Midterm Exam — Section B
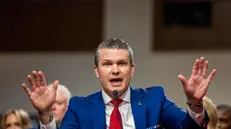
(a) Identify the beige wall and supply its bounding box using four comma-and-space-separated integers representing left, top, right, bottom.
0, 0, 230, 112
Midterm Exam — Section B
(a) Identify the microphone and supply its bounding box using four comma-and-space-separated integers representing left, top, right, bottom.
112, 90, 119, 109
112, 90, 123, 129
112, 90, 118, 107
112, 90, 118, 97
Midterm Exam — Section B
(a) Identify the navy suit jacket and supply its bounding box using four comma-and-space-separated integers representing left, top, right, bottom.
57, 86, 208, 129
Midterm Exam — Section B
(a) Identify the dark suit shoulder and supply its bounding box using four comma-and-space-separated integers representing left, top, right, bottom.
68, 96, 88, 109
132, 85, 164, 95
132, 86, 166, 106
86, 90, 102, 99
70, 90, 101, 99
68, 90, 101, 107
145, 85, 164, 91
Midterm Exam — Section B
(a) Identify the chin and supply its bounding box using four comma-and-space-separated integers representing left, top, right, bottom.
113, 86, 128, 93
111, 85, 123, 90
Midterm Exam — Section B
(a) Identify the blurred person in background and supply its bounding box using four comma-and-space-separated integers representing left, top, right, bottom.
1, 109, 31, 129
203, 96, 217, 129
49, 84, 71, 126
216, 104, 231, 129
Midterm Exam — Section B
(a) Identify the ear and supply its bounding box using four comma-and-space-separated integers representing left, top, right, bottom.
130, 64, 135, 76
94, 65, 99, 78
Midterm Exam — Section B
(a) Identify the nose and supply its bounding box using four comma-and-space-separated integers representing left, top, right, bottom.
112, 64, 119, 75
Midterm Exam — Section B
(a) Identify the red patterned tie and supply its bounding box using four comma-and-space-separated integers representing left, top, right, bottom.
109, 99, 123, 129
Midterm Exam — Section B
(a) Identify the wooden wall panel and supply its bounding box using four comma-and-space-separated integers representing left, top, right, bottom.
153, 0, 231, 51
0, 0, 104, 52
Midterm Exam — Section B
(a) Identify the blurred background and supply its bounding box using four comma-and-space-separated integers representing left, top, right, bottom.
0, 0, 230, 127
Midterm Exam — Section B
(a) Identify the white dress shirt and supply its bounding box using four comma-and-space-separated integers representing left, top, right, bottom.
40, 88, 205, 129
102, 87, 135, 129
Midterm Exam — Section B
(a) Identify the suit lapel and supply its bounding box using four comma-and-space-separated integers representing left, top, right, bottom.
89, 91, 106, 129
131, 87, 146, 129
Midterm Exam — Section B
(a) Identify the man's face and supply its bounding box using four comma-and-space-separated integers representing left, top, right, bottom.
217, 110, 231, 129
52, 91, 68, 125
5, 114, 22, 129
94, 48, 135, 97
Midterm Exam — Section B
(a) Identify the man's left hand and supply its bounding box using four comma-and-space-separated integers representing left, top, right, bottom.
178, 57, 216, 113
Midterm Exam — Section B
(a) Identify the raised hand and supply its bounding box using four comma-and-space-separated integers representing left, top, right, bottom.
22, 71, 59, 113
178, 57, 216, 112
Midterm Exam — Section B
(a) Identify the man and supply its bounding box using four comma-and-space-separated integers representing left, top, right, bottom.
216, 104, 231, 129
23, 38, 216, 129
49, 84, 71, 126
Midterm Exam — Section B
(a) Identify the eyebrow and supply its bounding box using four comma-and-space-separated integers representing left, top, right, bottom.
102, 59, 128, 62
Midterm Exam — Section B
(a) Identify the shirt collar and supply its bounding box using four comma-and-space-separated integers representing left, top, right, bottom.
102, 87, 131, 104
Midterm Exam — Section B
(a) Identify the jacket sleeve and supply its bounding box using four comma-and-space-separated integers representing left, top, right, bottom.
159, 87, 209, 129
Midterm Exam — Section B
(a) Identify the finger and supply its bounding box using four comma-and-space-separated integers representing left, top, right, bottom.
28, 75, 36, 91
32, 71, 41, 87
207, 69, 216, 84
202, 60, 208, 78
191, 59, 199, 76
38, 71, 47, 86
52, 80, 59, 92
22, 83, 32, 97
178, 74, 188, 89
198, 57, 204, 75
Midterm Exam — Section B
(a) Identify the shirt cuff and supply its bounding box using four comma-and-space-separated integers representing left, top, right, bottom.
39, 119, 56, 129
188, 107, 205, 126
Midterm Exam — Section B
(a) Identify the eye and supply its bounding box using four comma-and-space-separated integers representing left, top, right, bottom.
219, 118, 228, 123
103, 62, 111, 66
14, 122, 21, 127
118, 61, 127, 66
58, 102, 64, 105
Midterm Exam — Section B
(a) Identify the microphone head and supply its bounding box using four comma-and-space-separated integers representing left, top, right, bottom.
112, 90, 118, 97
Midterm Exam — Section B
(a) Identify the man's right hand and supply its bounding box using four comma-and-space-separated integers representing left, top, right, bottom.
22, 71, 59, 124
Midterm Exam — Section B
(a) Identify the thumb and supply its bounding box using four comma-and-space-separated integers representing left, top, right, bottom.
178, 74, 188, 89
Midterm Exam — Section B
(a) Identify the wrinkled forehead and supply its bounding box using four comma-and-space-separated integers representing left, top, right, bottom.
98, 48, 129, 61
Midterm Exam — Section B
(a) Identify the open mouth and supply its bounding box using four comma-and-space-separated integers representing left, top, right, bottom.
110, 78, 123, 86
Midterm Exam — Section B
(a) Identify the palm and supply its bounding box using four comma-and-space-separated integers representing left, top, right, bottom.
178, 57, 216, 103
30, 86, 56, 111
22, 71, 59, 112
186, 75, 208, 101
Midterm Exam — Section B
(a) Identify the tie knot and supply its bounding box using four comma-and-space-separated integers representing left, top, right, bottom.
110, 99, 123, 107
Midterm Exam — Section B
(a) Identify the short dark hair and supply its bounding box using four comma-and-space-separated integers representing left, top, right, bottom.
217, 104, 231, 119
